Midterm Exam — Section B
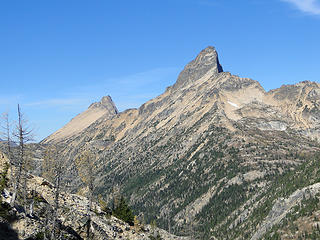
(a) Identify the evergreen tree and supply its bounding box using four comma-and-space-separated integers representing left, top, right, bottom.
112, 196, 134, 225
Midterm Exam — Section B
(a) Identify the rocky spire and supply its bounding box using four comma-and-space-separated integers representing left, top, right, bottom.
89, 95, 119, 114
172, 46, 223, 90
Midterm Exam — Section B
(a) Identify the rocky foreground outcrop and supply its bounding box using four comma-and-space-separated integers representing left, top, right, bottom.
1, 175, 188, 240
0, 152, 188, 240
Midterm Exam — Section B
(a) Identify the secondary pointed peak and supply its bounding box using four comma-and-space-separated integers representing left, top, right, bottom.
89, 95, 119, 114
100, 95, 113, 106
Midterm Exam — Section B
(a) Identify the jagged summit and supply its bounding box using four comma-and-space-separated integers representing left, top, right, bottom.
89, 95, 119, 114
173, 46, 223, 90
101, 95, 116, 107
194, 46, 223, 70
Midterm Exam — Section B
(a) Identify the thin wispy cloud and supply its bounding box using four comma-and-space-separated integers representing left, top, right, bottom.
282, 0, 320, 15
109, 67, 179, 111
17, 67, 179, 113
68, 67, 180, 111
26, 98, 87, 107
1, 67, 179, 113
1, 67, 180, 141
112, 67, 179, 86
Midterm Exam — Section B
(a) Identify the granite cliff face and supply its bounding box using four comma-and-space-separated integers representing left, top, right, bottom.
37, 46, 320, 239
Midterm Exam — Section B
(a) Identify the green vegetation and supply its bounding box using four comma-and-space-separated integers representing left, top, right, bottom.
226, 153, 320, 239
250, 153, 320, 223
34, 231, 45, 240
0, 162, 11, 220
112, 196, 134, 225
149, 233, 163, 240
98, 194, 111, 215
263, 193, 320, 239
0, 201, 11, 220
0, 162, 9, 195
94, 108, 320, 239
264, 231, 281, 240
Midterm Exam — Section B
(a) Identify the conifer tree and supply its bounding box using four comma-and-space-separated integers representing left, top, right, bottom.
112, 196, 134, 225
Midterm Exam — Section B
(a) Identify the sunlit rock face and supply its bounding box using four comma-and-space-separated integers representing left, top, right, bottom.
36, 46, 320, 239
42, 95, 118, 143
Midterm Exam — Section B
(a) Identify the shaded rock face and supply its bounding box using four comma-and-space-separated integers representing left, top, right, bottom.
0, 222, 19, 240
37, 46, 320, 239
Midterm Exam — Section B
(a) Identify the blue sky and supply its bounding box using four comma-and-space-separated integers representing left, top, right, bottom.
0, 0, 319, 141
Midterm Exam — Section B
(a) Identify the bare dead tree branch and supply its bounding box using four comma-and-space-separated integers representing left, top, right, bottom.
42, 144, 65, 240
10, 104, 34, 210
1, 112, 14, 186
75, 150, 97, 239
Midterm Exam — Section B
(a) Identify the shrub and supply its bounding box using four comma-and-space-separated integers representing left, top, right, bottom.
0, 162, 9, 195
112, 196, 134, 225
149, 233, 163, 240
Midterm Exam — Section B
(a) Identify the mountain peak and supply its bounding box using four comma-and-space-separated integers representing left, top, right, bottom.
198, 46, 223, 72
89, 95, 119, 114
172, 46, 223, 90
100, 95, 115, 107
43, 95, 118, 143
